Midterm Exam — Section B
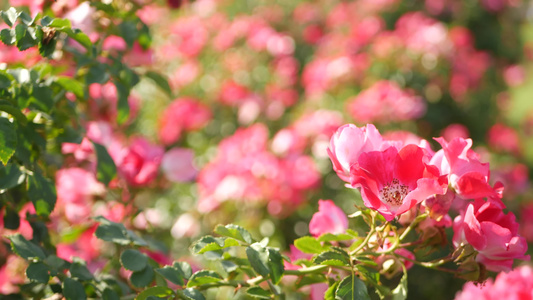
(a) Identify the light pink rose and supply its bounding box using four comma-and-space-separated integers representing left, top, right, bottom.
327, 123, 383, 182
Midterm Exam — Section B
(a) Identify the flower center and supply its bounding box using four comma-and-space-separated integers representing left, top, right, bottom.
379, 178, 409, 206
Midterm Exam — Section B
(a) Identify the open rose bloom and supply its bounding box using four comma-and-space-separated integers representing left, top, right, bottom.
329, 123, 529, 271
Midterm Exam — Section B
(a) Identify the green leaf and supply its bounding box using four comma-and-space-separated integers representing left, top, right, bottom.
102, 288, 120, 300
0, 163, 25, 189
118, 20, 138, 47
214, 224, 254, 244
1, 8, 17, 27
246, 243, 270, 277
40, 16, 53, 27
44, 255, 70, 275
94, 217, 131, 245
137, 286, 174, 300
114, 81, 129, 125
294, 236, 326, 254
85, 63, 108, 85
391, 267, 408, 300
92, 142, 117, 186
1, 28, 15, 45
15, 24, 39, 51
60, 28, 91, 49
144, 71, 172, 97
155, 266, 184, 286
335, 275, 370, 300
3, 206, 20, 229
186, 270, 223, 287
18, 11, 34, 26
130, 266, 155, 288
314, 251, 351, 267
325, 281, 340, 300
121, 249, 148, 272
246, 287, 271, 299
26, 262, 49, 283
267, 248, 284, 284
70, 260, 93, 281
0, 117, 17, 165
220, 260, 238, 273
181, 288, 205, 300
27, 172, 56, 217
318, 233, 355, 242
30, 85, 54, 112
63, 277, 87, 300
56, 77, 84, 98
9, 234, 46, 260
48, 18, 71, 28
94, 216, 148, 246
0, 99, 29, 125
191, 236, 239, 254
174, 261, 192, 280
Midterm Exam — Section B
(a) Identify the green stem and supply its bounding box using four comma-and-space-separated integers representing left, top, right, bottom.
350, 214, 376, 256
284, 264, 329, 276
394, 253, 457, 274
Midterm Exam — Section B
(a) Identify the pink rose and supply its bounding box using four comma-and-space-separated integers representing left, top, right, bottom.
453, 199, 529, 272
309, 200, 348, 237
432, 137, 494, 199
351, 145, 448, 221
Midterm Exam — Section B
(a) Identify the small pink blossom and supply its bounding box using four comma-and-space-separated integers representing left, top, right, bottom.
453, 199, 529, 272
309, 200, 349, 237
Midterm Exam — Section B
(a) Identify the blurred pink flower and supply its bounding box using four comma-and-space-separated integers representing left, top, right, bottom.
453, 199, 530, 272
171, 213, 201, 238
159, 97, 212, 145
161, 148, 197, 182
347, 81, 426, 123
115, 138, 164, 186
503, 65, 526, 87
487, 123, 521, 155
309, 200, 348, 237
441, 124, 470, 142
55, 168, 105, 224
